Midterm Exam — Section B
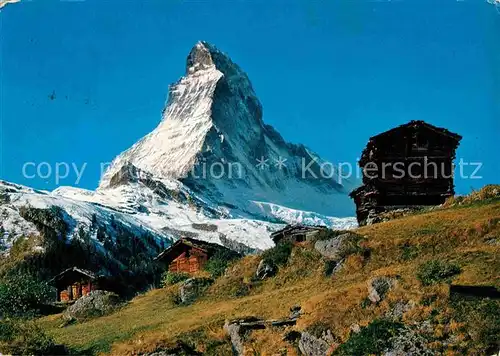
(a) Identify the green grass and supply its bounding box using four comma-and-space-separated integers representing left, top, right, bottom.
333, 319, 404, 356
416, 260, 462, 286
35, 198, 500, 355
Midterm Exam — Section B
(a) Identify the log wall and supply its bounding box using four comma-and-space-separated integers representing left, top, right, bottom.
168, 249, 208, 274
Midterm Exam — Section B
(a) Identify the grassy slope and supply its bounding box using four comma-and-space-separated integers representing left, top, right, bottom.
38, 199, 500, 355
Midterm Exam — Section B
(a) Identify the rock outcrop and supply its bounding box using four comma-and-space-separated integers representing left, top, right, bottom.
314, 233, 349, 260
314, 232, 367, 261
255, 259, 277, 280
62, 290, 120, 321
383, 327, 433, 356
367, 276, 397, 304
178, 277, 213, 304
298, 332, 330, 356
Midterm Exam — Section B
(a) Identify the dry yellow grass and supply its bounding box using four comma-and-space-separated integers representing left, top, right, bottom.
37, 198, 500, 355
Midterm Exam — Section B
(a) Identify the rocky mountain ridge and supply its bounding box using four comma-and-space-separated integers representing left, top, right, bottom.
0, 41, 356, 267
99, 41, 355, 218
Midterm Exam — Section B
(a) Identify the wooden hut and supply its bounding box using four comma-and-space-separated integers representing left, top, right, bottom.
154, 237, 238, 274
271, 225, 327, 245
49, 267, 102, 302
350, 120, 461, 226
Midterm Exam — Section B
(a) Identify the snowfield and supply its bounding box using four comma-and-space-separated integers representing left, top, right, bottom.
0, 179, 355, 252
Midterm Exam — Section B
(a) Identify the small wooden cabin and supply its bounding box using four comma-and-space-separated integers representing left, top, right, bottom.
49, 267, 101, 302
271, 225, 327, 245
350, 120, 461, 226
155, 237, 238, 274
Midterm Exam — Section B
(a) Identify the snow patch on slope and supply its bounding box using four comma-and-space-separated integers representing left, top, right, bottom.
251, 201, 357, 229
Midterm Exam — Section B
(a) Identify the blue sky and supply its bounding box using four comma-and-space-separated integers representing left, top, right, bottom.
0, 0, 499, 195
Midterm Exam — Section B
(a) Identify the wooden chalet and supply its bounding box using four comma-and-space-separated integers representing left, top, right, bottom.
155, 237, 238, 274
271, 225, 327, 245
49, 267, 104, 302
350, 120, 461, 226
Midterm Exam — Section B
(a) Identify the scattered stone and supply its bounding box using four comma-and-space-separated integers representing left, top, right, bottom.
383, 327, 433, 356
484, 237, 499, 246
298, 331, 330, 356
368, 276, 396, 304
255, 259, 277, 280
62, 290, 120, 321
289, 305, 302, 319
324, 259, 345, 277
350, 323, 361, 334
320, 329, 337, 345
224, 320, 244, 356
179, 277, 213, 304
225, 308, 303, 355
385, 300, 416, 320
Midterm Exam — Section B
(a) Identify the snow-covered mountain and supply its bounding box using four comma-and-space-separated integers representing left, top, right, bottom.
99, 41, 355, 219
0, 41, 356, 261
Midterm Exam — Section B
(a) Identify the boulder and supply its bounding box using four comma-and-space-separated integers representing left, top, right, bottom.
368, 276, 396, 304
255, 259, 277, 280
62, 290, 120, 321
385, 300, 416, 321
224, 320, 245, 356
314, 234, 347, 260
350, 323, 361, 334
314, 232, 365, 261
179, 277, 213, 304
298, 332, 330, 356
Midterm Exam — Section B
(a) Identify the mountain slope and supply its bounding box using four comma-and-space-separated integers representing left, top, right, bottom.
37, 189, 500, 355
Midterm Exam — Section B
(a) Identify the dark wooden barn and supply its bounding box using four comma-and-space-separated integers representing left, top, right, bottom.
154, 237, 238, 274
49, 267, 103, 302
271, 225, 327, 245
350, 120, 461, 226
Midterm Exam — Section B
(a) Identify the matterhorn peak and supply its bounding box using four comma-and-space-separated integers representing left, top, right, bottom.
186, 41, 216, 74
99, 41, 354, 218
